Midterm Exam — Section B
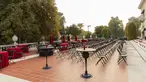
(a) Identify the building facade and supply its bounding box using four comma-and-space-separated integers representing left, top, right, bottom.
138, 0, 146, 39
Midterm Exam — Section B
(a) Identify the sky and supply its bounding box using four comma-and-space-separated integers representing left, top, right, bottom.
55, 0, 141, 32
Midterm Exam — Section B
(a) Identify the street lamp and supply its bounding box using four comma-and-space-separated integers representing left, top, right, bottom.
87, 25, 91, 32
12, 35, 18, 45
83, 36, 85, 39
90, 35, 92, 39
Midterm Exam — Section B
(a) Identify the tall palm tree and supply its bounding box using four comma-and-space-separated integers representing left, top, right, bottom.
77, 23, 84, 29
77, 23, 84, 39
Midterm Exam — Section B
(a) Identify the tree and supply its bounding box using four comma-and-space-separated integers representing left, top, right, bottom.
77, 23, 84, 39
108, 17, 124, 38
125, 22, 137, 40
0, 0, 41, 43
30, 0, 60, 38
128, 16, 141, 36
0, 0, 61, 44
94, 25, 109, 37
58, 12, 66, 36
101, 27, 110, 38
65, 24, 81, 36
77, 23, 84, 29
85, 31, 92, 38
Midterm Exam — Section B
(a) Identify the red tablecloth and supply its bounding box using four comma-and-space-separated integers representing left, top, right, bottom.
0, 51, 9, 68
59, 43, 69, 51
7, 47, 23, 58
17, 44, 29, 53
60, 43, 68, 47
82, 40, 88, 43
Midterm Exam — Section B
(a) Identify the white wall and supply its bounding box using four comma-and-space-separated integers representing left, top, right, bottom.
141, 0, 146, 29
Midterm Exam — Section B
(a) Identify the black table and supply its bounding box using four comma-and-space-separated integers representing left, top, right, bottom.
71, 41, 78, 48
39, 46, 54, 56
76, 48, 96, 78
40, 45, 54, 70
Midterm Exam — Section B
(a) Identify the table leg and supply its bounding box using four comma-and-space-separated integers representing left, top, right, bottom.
43, 53, 51, 70
81, 52, 92, 78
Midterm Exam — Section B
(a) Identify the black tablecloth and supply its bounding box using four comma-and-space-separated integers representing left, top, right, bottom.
38, 46, 54, 56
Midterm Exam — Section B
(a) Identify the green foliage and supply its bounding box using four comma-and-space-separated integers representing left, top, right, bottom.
58, 12, 65, 32
128, 16, 141, 36
94, 25, 110, 38
85, 31, 92, 38
77, 23, 84, 29
65, 24, 81, 36
30, 0, 60, 36
0, 0, 60, 44
92, 33, 97, 38
108, 17, 124, 38
125, 22, 137, 40
101, 27, 110, 38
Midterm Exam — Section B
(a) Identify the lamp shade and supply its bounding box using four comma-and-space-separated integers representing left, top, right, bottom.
90, 35, 92, 38
83, 36, 85, 39
12, 35, 18, 42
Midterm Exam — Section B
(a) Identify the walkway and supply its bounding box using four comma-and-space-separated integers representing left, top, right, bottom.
128, 41, 146, 82
0, 47, 127, 82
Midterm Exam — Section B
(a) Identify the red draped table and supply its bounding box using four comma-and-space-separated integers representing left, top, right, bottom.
0, 51, 9, 68
7, 47, 23, 58
59, 43, 69, 51
17, 44, 29, 53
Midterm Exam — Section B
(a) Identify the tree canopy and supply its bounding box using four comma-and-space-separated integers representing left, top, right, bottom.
65, 24, 81, 36
0, 0, 60, 44
128, 16, 141, 36
108, 17, 124, 38
125, 22, 137, 40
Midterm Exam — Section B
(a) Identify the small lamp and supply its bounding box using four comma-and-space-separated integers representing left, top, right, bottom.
12, 35, 18, 45
83, 36, 85, 39
90, 35, 92, 38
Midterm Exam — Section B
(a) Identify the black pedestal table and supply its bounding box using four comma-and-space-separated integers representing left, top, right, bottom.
41, 46, 54, 70
76, 48, 96, 78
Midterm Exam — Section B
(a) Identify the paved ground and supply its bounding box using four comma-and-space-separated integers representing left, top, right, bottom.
2, 41, 146, 82
128, 41, 146, 82
0, 47, 127, 82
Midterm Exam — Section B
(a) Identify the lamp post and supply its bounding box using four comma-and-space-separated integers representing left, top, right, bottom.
12, 35, 18, 45
87, 25, 91, 38
87, 25, 91, 32
83, 36, 85, 39
90, 35, 92, 39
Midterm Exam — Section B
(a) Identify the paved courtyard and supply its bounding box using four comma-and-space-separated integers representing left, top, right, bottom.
1, 40, 146, 82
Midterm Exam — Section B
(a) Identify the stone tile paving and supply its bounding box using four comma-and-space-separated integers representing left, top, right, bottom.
128, 41, 146, 82
0, 48, 127, 82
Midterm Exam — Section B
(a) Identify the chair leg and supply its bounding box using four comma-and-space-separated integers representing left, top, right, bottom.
95, 57, 103, 65
122, 57, 128, 65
